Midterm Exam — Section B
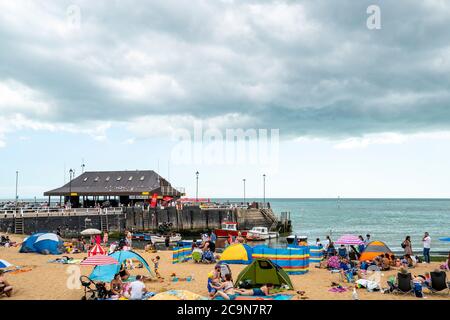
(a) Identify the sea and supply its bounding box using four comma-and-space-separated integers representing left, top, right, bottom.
3, 198, 450, 253
216, 198, 450, 254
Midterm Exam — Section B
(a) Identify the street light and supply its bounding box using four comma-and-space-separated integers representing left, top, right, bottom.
69, 169, 74, 208
243, 178, 246, 204
15, 171, 19, 209
263, 174, 266, 207
195, 171, 199, 202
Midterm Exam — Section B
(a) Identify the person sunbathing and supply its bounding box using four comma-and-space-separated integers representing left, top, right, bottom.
0, 270, 13, 297
381, 253, 391, 271
235, 283, 274, 297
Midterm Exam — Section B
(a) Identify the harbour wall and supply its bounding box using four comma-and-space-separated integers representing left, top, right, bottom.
0, 206, 288, 235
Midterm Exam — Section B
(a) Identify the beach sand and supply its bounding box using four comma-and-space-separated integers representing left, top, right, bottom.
1, 235, 448, 300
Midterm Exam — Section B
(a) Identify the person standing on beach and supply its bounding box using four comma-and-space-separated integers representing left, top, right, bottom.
103, 231, 109, 245
402, 236, 413, 256
365, 234, 371, 246
422, 232, 431, 263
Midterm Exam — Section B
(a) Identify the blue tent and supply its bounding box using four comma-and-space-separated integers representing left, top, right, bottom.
20, 233, 64, 255
89, 250, 153, 282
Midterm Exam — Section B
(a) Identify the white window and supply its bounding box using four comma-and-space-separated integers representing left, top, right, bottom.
128, 176, 133, 181
94, 177, 99, 182
83, 177, 88, 182
140, 176, 145, 181
117, 176, 122, 181
106, 176, 110, 181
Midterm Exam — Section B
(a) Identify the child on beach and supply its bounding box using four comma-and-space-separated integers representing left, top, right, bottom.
152, 256, 161, 279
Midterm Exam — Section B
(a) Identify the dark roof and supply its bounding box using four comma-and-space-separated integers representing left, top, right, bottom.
44, 170, 181, 196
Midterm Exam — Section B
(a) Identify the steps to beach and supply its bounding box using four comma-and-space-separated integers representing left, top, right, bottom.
14, 216, 24, 234
100, 214, 108, 233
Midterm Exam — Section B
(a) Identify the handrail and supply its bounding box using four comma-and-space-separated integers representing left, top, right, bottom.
0, 207, 124, 219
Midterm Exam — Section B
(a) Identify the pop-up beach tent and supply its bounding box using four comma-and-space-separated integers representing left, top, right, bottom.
359, 241, 393, 261
219, 243, 253, 264
235, 258, 294, 290
89, 250, 152, 282
20, 233, 64, 255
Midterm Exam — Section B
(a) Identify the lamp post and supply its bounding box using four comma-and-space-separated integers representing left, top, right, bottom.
243, 178, 246, 204
195, 171, 199, 202
69, 169, 74, 208
81, 162, 85, 174
15, 171, 18, 210
263, 174, 266, 207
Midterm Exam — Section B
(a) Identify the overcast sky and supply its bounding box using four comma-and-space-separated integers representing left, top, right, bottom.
1, 0, 450, 199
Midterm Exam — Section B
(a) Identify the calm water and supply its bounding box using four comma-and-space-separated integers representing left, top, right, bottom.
217, 198, 450, 253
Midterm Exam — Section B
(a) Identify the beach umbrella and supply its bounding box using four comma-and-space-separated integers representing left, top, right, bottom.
0, 259, 12, 268
80, 228, 102, 236
334, 234, 364, 246
88, 243, 106, 257
81, 255, 118, 266
439, 237, 450, 242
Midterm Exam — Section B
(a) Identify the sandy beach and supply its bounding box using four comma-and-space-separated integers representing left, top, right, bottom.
0, 235, 448, 301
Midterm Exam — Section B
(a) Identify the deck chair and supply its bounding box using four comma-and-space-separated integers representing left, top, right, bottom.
425, 271, 450, 295
394, 272, 414, 294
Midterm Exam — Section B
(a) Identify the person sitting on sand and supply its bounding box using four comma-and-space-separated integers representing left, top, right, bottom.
119, 264, 130, 281
0, 270, 13, 297
211, 274, 236, 300
440, 252, 450, 271
235, 283, 274, 297
338, 245, 348, 259
126, 275, 147, 300
381, 253, 391, 271
110, 273, 124, 297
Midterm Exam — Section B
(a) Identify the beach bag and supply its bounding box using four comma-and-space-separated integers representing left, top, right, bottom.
413, 282, 423, 298
401, 242, 406, 249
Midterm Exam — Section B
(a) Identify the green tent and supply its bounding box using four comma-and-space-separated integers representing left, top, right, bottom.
235, 258, 294, 290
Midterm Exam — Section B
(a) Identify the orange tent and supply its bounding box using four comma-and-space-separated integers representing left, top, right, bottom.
359, 240, 393, 261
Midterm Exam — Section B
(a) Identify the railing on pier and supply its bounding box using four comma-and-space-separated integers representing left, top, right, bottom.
0, 207, 124, 218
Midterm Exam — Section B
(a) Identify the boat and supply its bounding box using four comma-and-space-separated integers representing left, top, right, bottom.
151, 233, 182, 243
132, 233, 182, 243
214, 222, 248, 238
286, 235, 308, 245
245, 227, 279, 241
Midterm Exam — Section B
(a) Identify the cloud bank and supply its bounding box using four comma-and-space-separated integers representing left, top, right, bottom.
1, 0, 450, 146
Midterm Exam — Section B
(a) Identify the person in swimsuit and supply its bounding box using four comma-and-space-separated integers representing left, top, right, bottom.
211, 274, 236, 300
152, 256, 161, 278
236, 283, 273, 296
110, 273, 123, 297
119, 264, 130, 281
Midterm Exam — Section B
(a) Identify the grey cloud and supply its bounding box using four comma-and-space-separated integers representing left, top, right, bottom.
0, 0, 450, 139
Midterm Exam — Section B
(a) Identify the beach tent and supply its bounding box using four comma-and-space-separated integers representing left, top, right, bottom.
89, 250, 152, 282
219, 243, 253, 264
253, 245, 309, 275
20, 233, 64, 255
359, 241, 393, 262
88, 243, 106, 257
0, 259, 12, 268
235, 258, 294, 290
